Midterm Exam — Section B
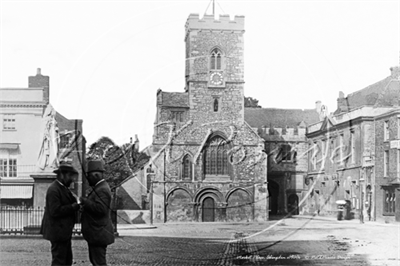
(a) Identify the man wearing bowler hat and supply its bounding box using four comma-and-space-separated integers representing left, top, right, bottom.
40, 160, 80, 266
80, 159, 115, 266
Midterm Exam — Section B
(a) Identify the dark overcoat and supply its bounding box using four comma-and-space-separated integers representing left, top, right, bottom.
81, 180, 115, 246
40, 181, 77, 242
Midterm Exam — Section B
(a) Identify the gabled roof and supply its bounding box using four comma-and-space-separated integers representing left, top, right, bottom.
160, 91, 189, 108
244, 108, 319, 128
374, 78, 400, 107
345, 76, 393, 108
336, 66, 400, 113
319, 116, 336, 131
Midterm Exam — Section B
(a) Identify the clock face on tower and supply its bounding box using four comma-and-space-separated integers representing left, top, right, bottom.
209, 72, 223, 86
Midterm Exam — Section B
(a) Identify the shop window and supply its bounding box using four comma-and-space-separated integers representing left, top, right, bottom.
383, 187, 396, 215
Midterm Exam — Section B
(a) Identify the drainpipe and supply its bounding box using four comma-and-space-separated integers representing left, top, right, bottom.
150, 180, 153, 225
164, 148, 167, 223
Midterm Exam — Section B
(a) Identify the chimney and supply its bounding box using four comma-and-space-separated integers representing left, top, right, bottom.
134, 134, 139, 152
315, 101, 321, 112
29, 68, 50, 104
336, 91, 348, 113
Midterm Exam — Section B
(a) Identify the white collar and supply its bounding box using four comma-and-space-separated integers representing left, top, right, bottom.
94, 179, 105, 187
56, 180, 68, 189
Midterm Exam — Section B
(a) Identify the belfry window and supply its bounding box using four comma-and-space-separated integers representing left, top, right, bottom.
210, 49, 222, 70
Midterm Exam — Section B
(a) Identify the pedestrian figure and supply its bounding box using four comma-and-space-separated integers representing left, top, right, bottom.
80, 159, 115, 266
40, 161, 80, 266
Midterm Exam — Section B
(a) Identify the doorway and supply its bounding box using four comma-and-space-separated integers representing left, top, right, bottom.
268, 180, 279, 215
202, 197, 215, 222
288, 194, 299, 215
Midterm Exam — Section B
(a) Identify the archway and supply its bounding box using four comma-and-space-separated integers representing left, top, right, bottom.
288, 194, 299, 215
268, 180, 279, 215
226, 189, 252, 222
166, 189, 193, 222
202, 197, 215, 222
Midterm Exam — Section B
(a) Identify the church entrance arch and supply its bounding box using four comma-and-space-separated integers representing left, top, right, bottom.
202, 197, 215, 222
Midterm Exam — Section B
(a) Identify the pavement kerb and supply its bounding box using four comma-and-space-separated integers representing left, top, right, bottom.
117, 224, 157, 230
293, 215, 400, 227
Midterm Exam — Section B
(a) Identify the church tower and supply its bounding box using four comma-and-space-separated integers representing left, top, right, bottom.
150, 13, 267, 224
184, 14, 245, 124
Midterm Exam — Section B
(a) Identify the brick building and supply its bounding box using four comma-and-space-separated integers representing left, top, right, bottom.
147, 14, 268, 223
305, 66, 399, 220
373, 67, 400, 223
245, 107, 319, 215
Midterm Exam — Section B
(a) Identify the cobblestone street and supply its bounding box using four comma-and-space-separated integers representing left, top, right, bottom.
1, 216, 399, 265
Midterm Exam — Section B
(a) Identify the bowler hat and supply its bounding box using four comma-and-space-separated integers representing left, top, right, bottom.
53, 161, 79, 174
87, 160, 105, 173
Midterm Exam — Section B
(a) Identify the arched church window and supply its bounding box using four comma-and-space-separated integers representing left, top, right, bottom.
210, 48, 222, 70
182, 154, 192, 180
204, 135, 229, 176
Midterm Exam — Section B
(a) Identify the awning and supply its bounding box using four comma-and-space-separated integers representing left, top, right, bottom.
0, 185, 33, 199
0, 143, 20, 150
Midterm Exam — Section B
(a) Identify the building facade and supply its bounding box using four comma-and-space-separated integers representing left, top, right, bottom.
245, 107, 319, 215
374, 111, 400, 222
305, 66, 399, 221
147, 14, 268, 223
0, 69, 86, 208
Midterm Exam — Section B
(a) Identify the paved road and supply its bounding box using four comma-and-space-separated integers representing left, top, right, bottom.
1, 215, 399, 265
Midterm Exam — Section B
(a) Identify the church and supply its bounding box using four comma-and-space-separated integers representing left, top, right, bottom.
148, 13, 268, 223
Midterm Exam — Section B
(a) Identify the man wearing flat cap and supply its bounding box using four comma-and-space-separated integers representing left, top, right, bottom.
80, 159, 115, 266
40, 160, 80, 266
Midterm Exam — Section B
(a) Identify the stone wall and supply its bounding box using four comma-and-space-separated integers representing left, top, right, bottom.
189, 83, 244, 125
147, 13, 268, 223
185, 15, 244, 84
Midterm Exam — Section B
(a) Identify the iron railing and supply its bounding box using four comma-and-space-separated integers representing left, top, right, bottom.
0, 206, 81, 235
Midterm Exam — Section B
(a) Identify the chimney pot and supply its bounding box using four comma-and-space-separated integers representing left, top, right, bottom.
315, 101, 321, 111
37, 68, 41, 75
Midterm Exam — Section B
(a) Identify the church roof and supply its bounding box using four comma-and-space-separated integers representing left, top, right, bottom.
160, 91, 189, 108
244, 108, 319, 128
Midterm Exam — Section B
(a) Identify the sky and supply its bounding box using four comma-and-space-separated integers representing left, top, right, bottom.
1, 0, 399, 149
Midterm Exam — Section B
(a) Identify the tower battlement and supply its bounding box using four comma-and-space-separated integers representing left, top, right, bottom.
185, 13, 244, 35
